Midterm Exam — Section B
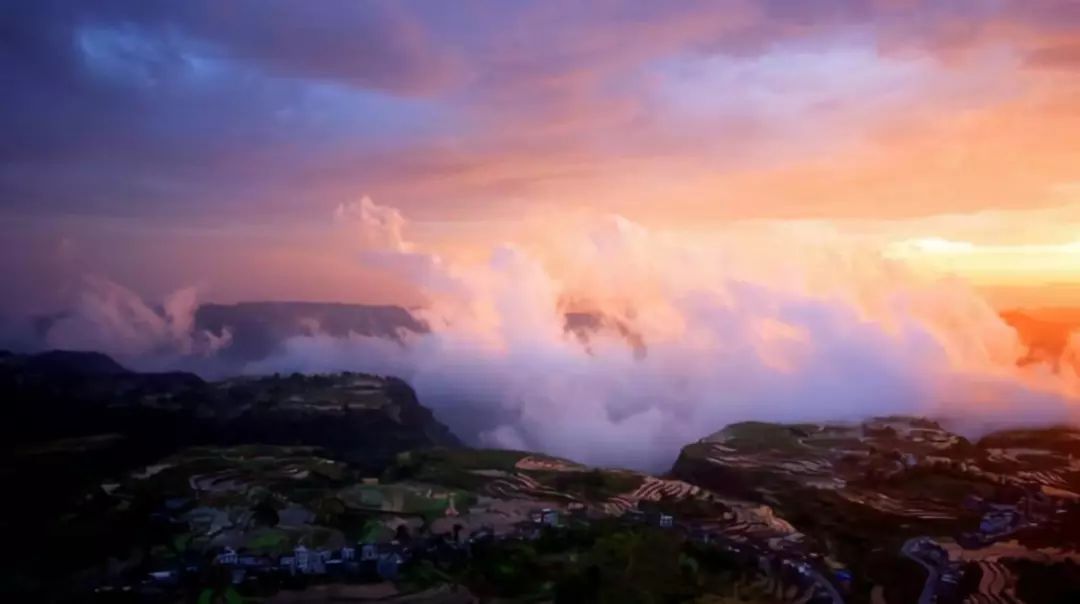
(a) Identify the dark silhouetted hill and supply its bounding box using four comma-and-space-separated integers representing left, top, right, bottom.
195, 301, 428, 363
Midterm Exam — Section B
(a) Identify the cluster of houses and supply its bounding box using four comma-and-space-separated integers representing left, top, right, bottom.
958, 490, 1068, 547
142, 501, 850, 604
193, 506, 572, 586
202, 504, 846, 600
212, 541, 408, 583
621, 509, 675, 528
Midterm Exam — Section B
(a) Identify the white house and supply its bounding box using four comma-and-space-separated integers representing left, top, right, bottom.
311, 554, 327, 574
540, 508, 559, 527
341, 546, 356, 561
361, 543, 379, 561
148, 570, 177, 581
294, 545, 311, 573
215, 547, 238, 565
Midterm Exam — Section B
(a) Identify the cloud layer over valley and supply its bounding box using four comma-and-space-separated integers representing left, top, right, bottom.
19, 198, 1079, 470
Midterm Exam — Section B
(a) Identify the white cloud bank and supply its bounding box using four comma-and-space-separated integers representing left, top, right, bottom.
240, 198, 1080, 469
21, 197, 1080, 470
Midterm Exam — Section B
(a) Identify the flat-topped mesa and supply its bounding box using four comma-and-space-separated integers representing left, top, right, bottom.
976, 426, 1080, 457
670, 416, 1080, 603
697, 417, 962, 451
673, 417, 980, 500
193, 301, 429, 365
201, 371, 461, 470
673, 415, 1080, 517
1, 350, 460, 472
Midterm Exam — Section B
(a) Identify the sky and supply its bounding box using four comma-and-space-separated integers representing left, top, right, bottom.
2, 0, 1080, 313
4, 1, 1080, 464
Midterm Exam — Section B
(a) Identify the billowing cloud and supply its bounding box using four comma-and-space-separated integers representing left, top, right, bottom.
335, 197, 412, 253
242, 199, 1079, 469
17, 198, 1080, 469
42, 276, 231, 363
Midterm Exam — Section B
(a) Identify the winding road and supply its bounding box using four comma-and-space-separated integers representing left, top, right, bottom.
901, 538, 939, 604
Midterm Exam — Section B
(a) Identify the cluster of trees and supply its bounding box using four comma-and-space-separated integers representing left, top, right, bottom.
540, 469, 644, 501
402, 521, 767, 603
1011, 558, 1080, 604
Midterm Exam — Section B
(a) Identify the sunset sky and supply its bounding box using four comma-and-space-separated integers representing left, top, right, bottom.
3, 1, 1080, 313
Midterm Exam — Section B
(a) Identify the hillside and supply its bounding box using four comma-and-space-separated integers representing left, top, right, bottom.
672, 418, 1080, 603
0, 349, 458, 466
0, 351, 835, 603
12, 440, 833, 602
9, 350, 1080, 602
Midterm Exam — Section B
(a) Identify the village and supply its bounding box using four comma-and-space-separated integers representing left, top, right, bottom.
84, 422, 1080, 603
97, 498, 849, 604
903, 488, 1077, 604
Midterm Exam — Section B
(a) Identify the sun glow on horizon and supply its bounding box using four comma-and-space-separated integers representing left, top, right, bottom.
888, 236, 1080, 291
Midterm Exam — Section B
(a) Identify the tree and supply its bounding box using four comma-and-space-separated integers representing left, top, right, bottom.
315, 496, 346, 526
567, 528, 696, 603
251, 499, 279, 527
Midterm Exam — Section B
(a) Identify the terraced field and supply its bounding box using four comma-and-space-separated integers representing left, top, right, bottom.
674, 419, 1080, 603
965, 562, 1021, 604
838, 491, 959, 521
484, 471, 578, 501
601, 476, 703, 514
